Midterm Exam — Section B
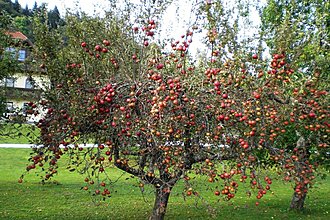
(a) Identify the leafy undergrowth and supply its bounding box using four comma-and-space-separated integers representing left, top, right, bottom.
0, 148, 329, 220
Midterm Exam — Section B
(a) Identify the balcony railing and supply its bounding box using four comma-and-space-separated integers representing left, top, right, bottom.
4, 87, 43, 101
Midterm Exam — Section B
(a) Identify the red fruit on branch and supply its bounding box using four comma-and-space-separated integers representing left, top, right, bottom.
103, 40, 110, 46
253, 92, 261, 99
95, 45, 102, 51
156, 63, 164, 70
308, 112, 316, 118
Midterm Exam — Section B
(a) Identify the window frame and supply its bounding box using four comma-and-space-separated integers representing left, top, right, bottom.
18, 49, 26, 61
5, 47, 27, 61
5, 102, 14, 112
5, 77, 15, 87
25, 77, 35, 89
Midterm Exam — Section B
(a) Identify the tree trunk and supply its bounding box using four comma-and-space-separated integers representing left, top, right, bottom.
290, 189, 307, 210
149, 187, 171, 220
290, 134, 309, 211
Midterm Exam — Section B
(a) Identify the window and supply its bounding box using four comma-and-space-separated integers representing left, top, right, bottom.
5, 47, 16, 59
4, 48, 26, 61
5, 77, 15, 87
5, 102, 14, 112
22, 103, 29, 115
25, 77, 35, 89
5, 47, 15, 54
18, 50, 26, 61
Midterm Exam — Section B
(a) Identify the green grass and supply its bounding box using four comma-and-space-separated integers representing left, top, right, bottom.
0, 123, 40, 144
0, 148, 329, 220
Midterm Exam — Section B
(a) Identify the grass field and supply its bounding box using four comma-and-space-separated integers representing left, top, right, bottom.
0, 123, 40, 144
0, 148, 329, 220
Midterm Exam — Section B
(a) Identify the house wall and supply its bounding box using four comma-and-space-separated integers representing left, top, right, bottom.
3, 73, 49, 90
2, 73, 50, 123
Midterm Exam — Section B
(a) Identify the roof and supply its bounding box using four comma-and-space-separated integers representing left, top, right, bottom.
6, 31, 28, 40
5, 31, 33, 46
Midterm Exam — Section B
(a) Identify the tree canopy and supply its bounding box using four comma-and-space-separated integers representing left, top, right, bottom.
3, 1, 329, 220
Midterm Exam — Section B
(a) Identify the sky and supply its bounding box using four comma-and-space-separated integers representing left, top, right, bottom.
15, 0, 197, 34
16, 0, 205, 57
15, 0, 266, 59
16, 0, 111, 15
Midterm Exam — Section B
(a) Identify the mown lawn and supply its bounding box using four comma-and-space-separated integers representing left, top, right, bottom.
0, 148, 329, 220
0, 123, 40, 144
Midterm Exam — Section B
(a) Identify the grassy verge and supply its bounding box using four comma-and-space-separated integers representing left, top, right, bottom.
0, 148, 329, 219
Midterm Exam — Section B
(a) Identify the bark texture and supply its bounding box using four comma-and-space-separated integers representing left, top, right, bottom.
290, 190, 307, 210
149, 187, 171, 220
290, 134, 309, 211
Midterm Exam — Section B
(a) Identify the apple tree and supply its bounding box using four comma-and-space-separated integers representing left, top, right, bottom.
20, 0, 329, 219
260, 0, 330, 209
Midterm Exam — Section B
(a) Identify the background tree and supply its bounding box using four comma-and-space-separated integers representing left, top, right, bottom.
12, 0, 21, 14
32, 1, 38, 14
260, 0, 330, 209
13, 16, 32, 39
0, 0, 19, 16
48, 6, 63, 29
22, 4, 31, 17
261, 0, 329, 79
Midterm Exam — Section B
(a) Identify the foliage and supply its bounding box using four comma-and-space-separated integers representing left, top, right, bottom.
0, 0, 21, 16
47, 6, 63, 29
261, 0, 330, 78
260, 0, 330, 168
0, 0, 63, 41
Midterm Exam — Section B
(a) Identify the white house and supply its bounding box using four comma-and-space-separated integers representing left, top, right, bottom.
1, 31, 49, 122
